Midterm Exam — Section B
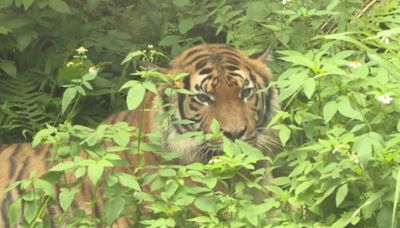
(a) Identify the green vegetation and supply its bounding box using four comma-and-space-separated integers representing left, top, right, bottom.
1, 0, 400, 227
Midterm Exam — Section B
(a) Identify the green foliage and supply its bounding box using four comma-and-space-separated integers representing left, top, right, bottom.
2, 0, 400, 227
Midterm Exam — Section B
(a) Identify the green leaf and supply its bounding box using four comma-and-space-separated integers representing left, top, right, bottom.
22, 0, 34, 10
59, 188, 78, 211
270, 177, 291, 186
35, 179, 56, 199
392, 169, 400, 227
24, 200, 38, 223
295, 180, 314, 195
323, 101, 338, 123
236, 140, 264, 160
188, 216, 212, 223
49, 161, 75, 172
104, 196, 125, 225
143, 81, 158, 94
158, 168, 177, 177
126, 84, 146, 110
175, 195, 195, 206
303, 78, 316, 99
16, 33, 32, 51
337, 96, 363, 121
0, 26, 10, 34
118, 173, 141, 191
336, 184, 348, 207
113, 131, 130, 147
0, 60, 17, 78
83, 72, 96, 81
279, 51, 314, 69
159, 35, 181, 47
0, 0, 13, 8
173, 0, 190, 7
8, 198, 21, 228
194, 196, 217, 213
88, 164, 104, 185
48, 0, 71, 13
210, 119, 220, 134
279, 125, 290, 146
61, 87, 77, 114
397, 119, 400, 132
121, 51, 143, 65
377, 206, 392, 228
178, 18, 195, 34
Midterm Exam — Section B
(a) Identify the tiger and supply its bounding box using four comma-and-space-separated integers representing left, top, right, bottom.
0, 44, 280, 227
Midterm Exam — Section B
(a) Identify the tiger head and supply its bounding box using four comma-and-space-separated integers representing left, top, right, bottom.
159, 44, 279, 164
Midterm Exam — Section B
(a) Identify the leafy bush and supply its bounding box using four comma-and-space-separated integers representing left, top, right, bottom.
2, 0, 400, 227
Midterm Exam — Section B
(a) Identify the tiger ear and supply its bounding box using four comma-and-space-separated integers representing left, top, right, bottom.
249, 46, 274, 62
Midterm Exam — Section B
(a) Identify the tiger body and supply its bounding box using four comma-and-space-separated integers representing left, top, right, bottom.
0, 44, 279, 227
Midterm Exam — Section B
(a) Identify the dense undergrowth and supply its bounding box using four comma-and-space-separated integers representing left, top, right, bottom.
1, 0, 400, 227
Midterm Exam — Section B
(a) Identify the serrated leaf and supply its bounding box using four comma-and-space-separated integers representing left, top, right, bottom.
143, 81, 158, 94
158, 168, 177, 177
113, 131, 130, 147
337, 96, 363, 121
35, 179, 56, 199
8, 199, 21, 228
121, 50, 143, 65
48, 0, 71, 13
62, 87, 77, 114
295, 180, 314, 195
270, 177, 291, 186
24, 201, 38, 223
16, 33, 32, 51
88, 164, 104, 185
175, 195, 195, 206
336, 184, 348, 207
210, 119, 220, 134
323, 101, 338, 123
178, 18, 195, 34
188, 216, 212, 223
49, 161, 75, 172
118, 173, 141, 191
104, 196, 125, 225
303, 78, 316, 99
194, 196, 217, 213
59, 188, 78, 211
23, 0, 34, 10
126, 84, 146, 110
279, 125, 290, 146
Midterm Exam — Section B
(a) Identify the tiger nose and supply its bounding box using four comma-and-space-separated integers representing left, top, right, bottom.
222, 126, 247, 140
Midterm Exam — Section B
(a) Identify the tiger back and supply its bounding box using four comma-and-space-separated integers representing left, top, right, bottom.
0, 44, 280, 227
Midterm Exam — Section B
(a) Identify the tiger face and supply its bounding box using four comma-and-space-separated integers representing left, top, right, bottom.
162, 44, 279, 163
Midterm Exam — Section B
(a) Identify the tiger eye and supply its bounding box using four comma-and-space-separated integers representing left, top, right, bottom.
241, 88, 253, 99
194, 93, 210, 104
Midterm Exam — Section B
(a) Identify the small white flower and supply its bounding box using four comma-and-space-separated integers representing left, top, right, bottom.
350, 154, 359, 164
282, 0, 291, 4
76, 46, 88, 55
89, 66, 98, 74
380, 33, 390, 44
377, 93, 393, 105
347, 60, 362, 69
66, 61, 74, 67
209, 156, 221, 164
148, 44, 154, 49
